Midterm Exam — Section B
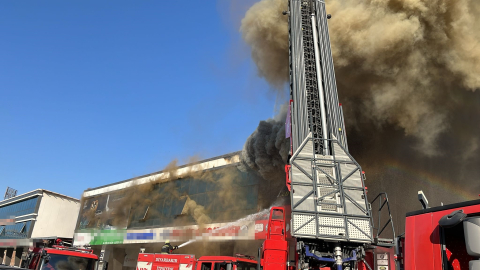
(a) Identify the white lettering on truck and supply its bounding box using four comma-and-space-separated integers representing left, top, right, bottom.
155, 258, 178, 263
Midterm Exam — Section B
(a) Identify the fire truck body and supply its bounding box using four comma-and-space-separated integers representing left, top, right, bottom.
137, 254, 195, 270
136, 254, 257, 270
357, 245, 396, 270
402, 199, 480, 270
197, 256, 257, 270
258, 207, 289, 270
255, 198, 480, 270
23, 244, 99, 270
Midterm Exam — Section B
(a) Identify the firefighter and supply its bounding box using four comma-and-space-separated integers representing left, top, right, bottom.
161, 240, 178, 254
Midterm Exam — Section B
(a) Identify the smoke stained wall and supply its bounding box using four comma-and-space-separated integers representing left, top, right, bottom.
78, 156, 285, 234
240, 0, 480, 233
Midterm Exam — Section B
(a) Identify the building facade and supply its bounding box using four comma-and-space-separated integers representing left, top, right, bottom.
0, 189, 80, 266
73, 152, 291, 270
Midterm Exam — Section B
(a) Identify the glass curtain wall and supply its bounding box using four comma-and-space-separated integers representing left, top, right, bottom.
0, 197, 38, 239
78, 166, 263, 230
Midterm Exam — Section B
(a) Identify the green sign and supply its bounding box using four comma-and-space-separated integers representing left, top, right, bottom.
90, 230, 125, 245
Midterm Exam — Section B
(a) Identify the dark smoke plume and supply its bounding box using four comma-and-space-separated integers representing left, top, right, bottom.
240, 0, 480, 232
241, 105, 289, 181
240, 104, 290, 205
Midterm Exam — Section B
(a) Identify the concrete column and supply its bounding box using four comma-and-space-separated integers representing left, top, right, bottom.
4, 248, 13, 266
14, 247, 23, 267
112, 248, 125, 270
9, 249, 16, 266
0, 248, 5, 264
98, 245, 111, 270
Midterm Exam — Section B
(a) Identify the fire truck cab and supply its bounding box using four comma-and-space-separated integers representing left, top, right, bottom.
358, 197, 480, 270
400, 198, 480, 270
21, 242, 99, 270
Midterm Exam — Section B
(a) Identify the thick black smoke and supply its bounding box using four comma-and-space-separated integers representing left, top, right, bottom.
241, 105, 289, 180
240, 105, 290, 205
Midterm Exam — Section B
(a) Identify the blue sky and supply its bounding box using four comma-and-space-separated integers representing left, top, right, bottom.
0, 0, 285, 198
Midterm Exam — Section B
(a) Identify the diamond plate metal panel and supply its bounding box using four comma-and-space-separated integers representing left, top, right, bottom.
293, 213, 317, 235
318, 216, 345, 237
347, 218, 372, 241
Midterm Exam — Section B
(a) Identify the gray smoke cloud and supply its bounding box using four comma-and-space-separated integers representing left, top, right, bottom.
239, 0, 480, 232
240, 0, 289, 89
240, 0, 480, 155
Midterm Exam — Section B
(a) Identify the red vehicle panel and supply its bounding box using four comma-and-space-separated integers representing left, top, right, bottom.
154, 254, 196, 270
137, 254, 256, 270
44, 247, 98, 259
23, 243, 99, 270
404, 200, 480, 270
138, 253, 156, 262
197, 256, 256, 264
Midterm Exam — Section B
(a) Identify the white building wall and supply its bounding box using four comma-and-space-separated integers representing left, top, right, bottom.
31, 191, 80, 238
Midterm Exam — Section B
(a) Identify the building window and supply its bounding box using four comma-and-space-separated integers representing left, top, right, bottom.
0, 221, 31, 239
77, 166, 263, 230
0, 197, 38, 219
20, 222, 26, 233
200, 263, 212, 270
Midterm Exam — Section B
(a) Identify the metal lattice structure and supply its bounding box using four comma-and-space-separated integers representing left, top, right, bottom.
287, 0, 373, 244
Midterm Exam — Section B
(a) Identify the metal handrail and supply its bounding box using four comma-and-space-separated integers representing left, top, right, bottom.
370, 192, 396, 245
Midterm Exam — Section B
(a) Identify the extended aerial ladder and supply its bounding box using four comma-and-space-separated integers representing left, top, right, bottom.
259, 0, 480, 269
284, 0, 374, 269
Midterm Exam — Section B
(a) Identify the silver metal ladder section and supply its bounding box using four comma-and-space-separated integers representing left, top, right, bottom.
288, 0, 372, 244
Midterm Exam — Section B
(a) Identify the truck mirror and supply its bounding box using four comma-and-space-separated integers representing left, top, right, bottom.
44, 255, 51, 264
439, 209, 467, 228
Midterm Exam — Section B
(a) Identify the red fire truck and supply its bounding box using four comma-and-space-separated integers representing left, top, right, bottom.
257, 197, 480, 270
400, 198, 480, 270
257, 207, 289, 270
19, 240, 100, 270
136, 253, 257, 270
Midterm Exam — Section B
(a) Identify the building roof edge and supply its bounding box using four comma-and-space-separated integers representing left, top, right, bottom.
82, 151, 243, 198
